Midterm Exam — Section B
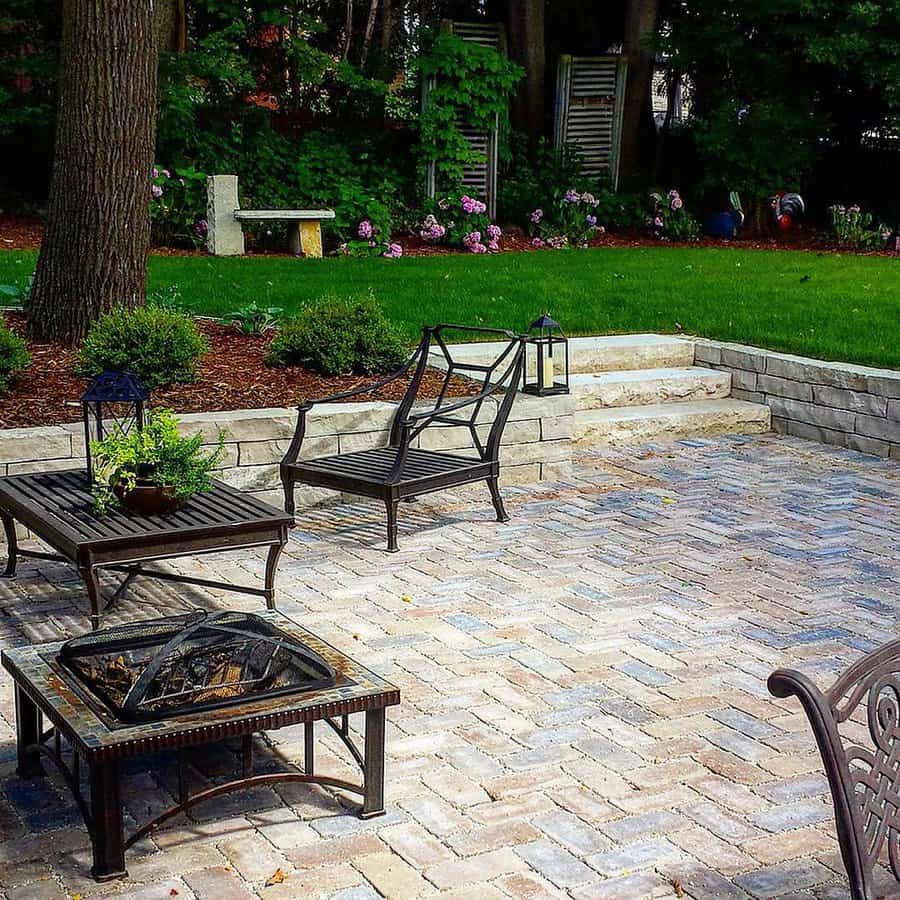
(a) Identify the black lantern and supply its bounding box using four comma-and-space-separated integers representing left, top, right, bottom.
81, 371, 150, 483
522, 314, 569, 396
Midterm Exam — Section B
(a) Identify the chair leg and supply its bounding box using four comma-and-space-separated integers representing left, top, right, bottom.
281, 470, 295, 516
487, 477, 509, 522
385, 499, 400, 552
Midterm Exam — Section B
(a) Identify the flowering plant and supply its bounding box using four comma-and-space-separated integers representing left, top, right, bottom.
647, 190, 701, 242
340, 218, 403, 259
150, 164, 208, 249
829, 205, 889, 250
528, 188, 604, 249
419, 194, 503, 253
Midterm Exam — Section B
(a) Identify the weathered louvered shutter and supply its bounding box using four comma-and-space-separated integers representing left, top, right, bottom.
554, 55, 627, 189
423, 20, 505, 219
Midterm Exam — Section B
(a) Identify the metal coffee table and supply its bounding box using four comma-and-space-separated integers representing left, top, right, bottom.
1, 610, 400, 881
0, 469, 293, 629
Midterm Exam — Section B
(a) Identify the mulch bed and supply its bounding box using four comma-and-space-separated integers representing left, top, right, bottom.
0, 312, 478, 430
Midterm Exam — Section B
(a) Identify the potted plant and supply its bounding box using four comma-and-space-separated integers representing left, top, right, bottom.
91, 408, 225, 515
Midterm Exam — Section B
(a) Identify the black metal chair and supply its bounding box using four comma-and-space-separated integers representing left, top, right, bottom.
280, 325, 526, 552
769, 642, 900, 900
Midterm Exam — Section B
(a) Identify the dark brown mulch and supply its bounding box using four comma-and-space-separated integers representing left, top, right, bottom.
0, 312, 478, 430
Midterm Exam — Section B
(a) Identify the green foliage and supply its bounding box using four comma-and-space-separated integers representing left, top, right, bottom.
648, 190, 702, 242
220, 302, 283, 335
417, 34, 523, 192
0, 323, 30, 391
266, 292, 407, 375
90, 408, 225, 514
151, 164, 208, 248
829, 204, 888, 250
530, 189, 604, 249
78, 307, 208, 390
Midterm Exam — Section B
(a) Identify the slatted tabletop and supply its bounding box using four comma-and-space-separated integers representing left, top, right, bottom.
0, 469, 292, 558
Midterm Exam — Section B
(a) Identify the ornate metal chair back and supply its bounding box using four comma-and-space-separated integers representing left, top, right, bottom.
769, 641, 900, 900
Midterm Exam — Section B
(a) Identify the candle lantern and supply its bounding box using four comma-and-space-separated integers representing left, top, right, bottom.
522, 314, 569, 396
81, 371, 150, 484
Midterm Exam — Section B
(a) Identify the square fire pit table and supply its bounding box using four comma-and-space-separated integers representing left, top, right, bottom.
1, 610, 400, 881
0, 469, 294, 629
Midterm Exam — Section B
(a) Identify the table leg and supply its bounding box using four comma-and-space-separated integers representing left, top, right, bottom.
1, 511, 17, 577
264, 537, 285, 610
360, 709, 385, 819
287, 220, 301, 256
89, 760, 127, 881
79, 564, 103, 631
304, 722, 315, 775
15, 686, 44, 777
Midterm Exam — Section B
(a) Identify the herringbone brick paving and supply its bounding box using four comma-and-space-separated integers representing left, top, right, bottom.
1, 433, 898, 898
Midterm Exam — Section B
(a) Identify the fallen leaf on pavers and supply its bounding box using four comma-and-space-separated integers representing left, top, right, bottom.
266, 869, 286, 887
169, 891, 179, 897
671, 878, 685, 897
401, 595, 412, 603
662, 497, 677, 505
73, 895, 82, 900
353, 633, 360, 640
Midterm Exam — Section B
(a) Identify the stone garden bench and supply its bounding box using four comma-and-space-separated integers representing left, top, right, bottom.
206, 174, 335, 257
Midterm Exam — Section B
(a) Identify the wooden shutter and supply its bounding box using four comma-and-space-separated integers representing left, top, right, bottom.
554, 55, 627, 189
423, 20, 505, 219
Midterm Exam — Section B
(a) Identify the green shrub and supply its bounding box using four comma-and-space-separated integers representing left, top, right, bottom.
78, 306, 208, 390
266, 293, 406, 376
0, 324, 30, 391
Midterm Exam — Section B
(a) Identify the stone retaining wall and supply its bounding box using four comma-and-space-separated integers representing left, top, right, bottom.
0, 393, 574, 510
695, 339, 900, 459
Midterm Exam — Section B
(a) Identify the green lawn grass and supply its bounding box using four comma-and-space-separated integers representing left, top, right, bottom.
2, 246, 899, 368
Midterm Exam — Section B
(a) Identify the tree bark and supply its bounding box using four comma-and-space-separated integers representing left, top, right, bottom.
507, 0, 545, 155
28, 0, 159, 346
360, 0, 380, 66
619, 0, 659, 184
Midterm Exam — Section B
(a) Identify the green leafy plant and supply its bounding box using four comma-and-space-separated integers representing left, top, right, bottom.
90, 408, 225, 514
530, 189, 604, 249
648, 190, 702, 242
266, 292, 406, 375
220, 302, 284, 335
417, 34, 523, 193
829, 205, 889, 250
0, 323, 31, 391
150, 164, 208, 248
78, 306, 208, 390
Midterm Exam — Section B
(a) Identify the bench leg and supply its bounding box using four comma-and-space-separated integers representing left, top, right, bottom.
299, 220, 323, 258
80, 564, 103, 631
89, 760, 127, 881
360, 709, 386, 818
385, 499, 400, 553
281, 470, 295, 516
487, 477, 509, 522
15, 685, 44, 777
1, 511, 17, 577
264, 537, 285, 610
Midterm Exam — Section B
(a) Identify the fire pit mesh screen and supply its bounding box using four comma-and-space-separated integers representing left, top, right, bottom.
59, 610, 337, 722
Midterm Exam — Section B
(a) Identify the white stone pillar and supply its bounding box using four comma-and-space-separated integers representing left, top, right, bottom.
206, 175, 244, 256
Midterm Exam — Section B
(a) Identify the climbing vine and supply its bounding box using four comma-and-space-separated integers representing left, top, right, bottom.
417, 34, 523, 192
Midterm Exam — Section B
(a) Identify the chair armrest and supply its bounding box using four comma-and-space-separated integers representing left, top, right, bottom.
304, 355, 417, 406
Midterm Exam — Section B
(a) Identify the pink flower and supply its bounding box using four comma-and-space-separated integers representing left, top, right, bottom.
487, 239, 500, 252
670, 196, 683, 211
531, 237, 545, 248
383, 243, 403, 258
530, 209, 543, 224
564, 189, 580, 203
462, 230, 482, 247
358, 219, 374, 239
654, 216, 664, 228
152, 167, 159, 179
162, 169, 171, 178
151, 184, 163, 198
486, 224, 502, 241
194, 219, 209, 235
469, 242, 487, 254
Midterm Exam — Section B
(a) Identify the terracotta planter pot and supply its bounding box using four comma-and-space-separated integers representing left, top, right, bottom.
113, 480, 186, 516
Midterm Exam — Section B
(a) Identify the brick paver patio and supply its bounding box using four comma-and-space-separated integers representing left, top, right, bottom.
1, 433, 898, 899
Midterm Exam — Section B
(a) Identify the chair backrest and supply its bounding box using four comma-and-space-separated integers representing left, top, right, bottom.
388, 325, 525, 461
769, 641, 900, 900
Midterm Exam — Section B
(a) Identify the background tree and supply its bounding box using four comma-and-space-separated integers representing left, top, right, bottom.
506, 0, 545, 155
619, 0, 659, 184
27, 0, 159, 344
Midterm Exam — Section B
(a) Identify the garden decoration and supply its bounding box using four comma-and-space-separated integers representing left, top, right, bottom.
522, 314, 569, 397
769, 639, 900, 900
206, 174, 335, 257
82, 370, 149, 485
704, 190, 746, 239
281, 324, 525, 552
89, 408, 225, 516
771, 190, 805, 232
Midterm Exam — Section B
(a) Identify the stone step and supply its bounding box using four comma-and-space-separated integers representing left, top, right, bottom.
571, 367, 731, 410
574, 399, 772, 447
430, 333, 695, 376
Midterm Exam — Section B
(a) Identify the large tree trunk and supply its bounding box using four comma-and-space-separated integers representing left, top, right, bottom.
507, 0, 545, 155
28, 0, 159, 346
619, 0, 659, 184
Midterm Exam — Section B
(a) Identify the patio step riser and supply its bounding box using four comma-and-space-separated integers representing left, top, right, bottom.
574, 399, 772, 447
572, 367, 731, 410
